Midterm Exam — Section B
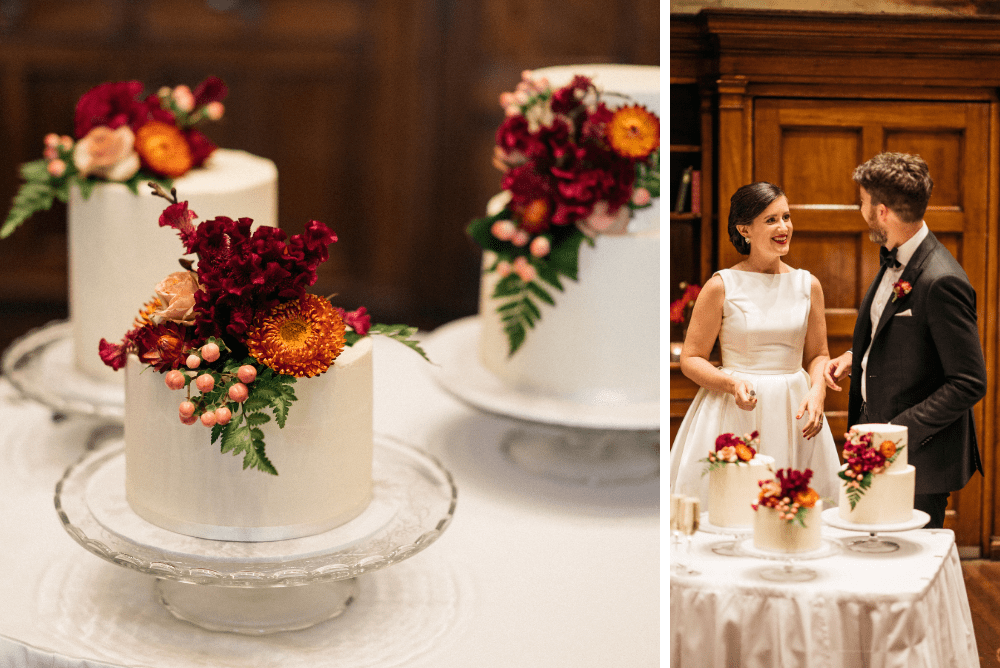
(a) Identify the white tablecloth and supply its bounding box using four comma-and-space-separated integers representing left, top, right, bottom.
0, 333, 659, 667
670, 526, 979, 668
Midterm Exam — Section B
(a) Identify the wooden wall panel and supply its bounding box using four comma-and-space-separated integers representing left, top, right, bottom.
0, 0, 659, 351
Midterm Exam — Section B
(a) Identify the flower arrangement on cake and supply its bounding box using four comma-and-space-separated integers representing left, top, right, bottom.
99, 185, 427, 476
700, 431, 759, 475
1, 76, 228, 239
467, 70, 660, 354
838, 430, 905, 510
753, 467, 820, 527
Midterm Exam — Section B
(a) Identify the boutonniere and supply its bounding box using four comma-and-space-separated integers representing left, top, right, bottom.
892, 280, 912, 302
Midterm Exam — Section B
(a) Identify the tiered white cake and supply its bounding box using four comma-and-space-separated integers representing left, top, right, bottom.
838, 424, 914, 525
124, 337, 373, 542
477, 65, 659, 405
753, 501, 824, 554
69, 149, 277, 381
708, 455, 775, 528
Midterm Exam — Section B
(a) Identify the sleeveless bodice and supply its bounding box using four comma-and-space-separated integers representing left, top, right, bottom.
717, 268, 812, 375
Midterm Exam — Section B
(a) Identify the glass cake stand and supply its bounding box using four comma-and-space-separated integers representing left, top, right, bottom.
423, 316, 659, 485
697, 511, 753, 556
735, 537, 841, 582
1, 319, 125, 421
54, 433, 458, 635
821, 507, 930, 553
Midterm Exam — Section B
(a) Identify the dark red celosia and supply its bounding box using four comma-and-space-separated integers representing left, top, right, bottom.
184, 128, 217, 168
74, 81, 148, 138
549, 75, 591, 115
774, 468, 814, 499
193, 76, 228, 107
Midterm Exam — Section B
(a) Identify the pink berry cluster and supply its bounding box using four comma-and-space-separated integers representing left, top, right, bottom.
42, 133, 74, 178
162, 341, 258, 427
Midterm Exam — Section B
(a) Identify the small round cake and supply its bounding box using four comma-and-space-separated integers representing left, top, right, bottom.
708, 455, 775, 528
753, 501, 824, 554
838, 424, 914, 525
124, 337, 373, 542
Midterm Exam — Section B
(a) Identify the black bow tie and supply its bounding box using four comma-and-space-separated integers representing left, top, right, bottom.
880, 246, 901, 269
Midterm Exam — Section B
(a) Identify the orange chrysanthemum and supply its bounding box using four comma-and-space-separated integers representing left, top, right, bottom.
878, 440, 897, 459
606, 105, 660, 160
245, 294, 346, 378
135, 120, 193, 177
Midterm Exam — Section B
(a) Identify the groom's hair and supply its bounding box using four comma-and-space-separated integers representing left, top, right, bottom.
853, 153, 933, 223
728, 182, 785, 256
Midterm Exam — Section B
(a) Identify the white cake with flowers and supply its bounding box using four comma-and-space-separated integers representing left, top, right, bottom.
701, 431, 775, 528
2, 77, 277, 382
838, 424, 914, 525
752, 468, 824, 554
470, 65, 660, 405
99, 189, 427, 542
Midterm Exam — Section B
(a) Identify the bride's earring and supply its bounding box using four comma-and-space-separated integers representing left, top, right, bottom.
744, 236, 751, 245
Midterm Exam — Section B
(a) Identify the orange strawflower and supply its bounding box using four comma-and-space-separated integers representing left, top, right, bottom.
135, 120, 193, 177
878, 440, 897, 459
606, 105, 660, 160
245, 294, 346, 378
794, 488, 820, 508
734, 443, 755, 462
134, 297, 162, 327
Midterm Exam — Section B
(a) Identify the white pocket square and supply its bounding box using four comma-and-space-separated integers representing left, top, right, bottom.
895, 309, 913, 317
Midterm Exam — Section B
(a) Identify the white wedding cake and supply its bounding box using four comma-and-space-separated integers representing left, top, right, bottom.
753, 501, 824, 554
838, 424, 914, 525
124, 337, 373, 542
476, 64, 660, 405
708, 455, 775, 528
69, 148, 277, 381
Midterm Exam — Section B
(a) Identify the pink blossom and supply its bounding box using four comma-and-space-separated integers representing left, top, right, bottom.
47, 159, 66, 177
512, 256, 536, 282
205, 101, 225, 121
172, 85, 195, 113
632, 188, 651, 206
72, 125, 140, 181
529, 235, 551, 258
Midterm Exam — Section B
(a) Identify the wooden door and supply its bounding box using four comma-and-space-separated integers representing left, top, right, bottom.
750, 98, 990, 551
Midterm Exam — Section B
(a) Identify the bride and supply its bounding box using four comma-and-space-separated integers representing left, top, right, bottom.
669, 182, 841, 504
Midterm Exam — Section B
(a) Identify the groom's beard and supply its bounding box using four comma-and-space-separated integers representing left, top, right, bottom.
866, 212, 888, 246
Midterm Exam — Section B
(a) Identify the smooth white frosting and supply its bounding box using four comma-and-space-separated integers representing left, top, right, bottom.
708, 454, 775, 528
478, 233, 659, 404
69, 149, 278, 381
753, 501, 823, 554
839, 423, 914, 524
124, 336, 373, 542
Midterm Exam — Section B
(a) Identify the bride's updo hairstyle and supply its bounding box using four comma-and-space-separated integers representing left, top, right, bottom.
728, 182, 786, 256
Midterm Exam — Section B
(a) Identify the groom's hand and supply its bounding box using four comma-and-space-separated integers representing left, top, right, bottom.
823, 352, 852, 391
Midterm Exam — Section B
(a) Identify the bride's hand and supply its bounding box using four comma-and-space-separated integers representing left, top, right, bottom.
733, 380, 757, 411
796, 391, 825, 440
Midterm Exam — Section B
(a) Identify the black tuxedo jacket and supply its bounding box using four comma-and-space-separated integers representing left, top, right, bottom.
848, 229, 986, 495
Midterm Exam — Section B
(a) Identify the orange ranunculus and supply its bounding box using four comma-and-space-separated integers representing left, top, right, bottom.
135, 120, 193, 177
878, 440, 897, 460
795, 488, 820, 508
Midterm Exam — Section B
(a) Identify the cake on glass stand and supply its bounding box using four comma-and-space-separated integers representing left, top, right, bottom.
427, 67, 660, 487
55, 434, 456, 634
821, 508, 930, 553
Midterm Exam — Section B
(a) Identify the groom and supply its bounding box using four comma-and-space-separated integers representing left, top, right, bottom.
824, 152, 987, 529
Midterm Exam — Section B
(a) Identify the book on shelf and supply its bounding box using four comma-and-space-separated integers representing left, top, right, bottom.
674, 166, 693, 213
690, 170, 701, 214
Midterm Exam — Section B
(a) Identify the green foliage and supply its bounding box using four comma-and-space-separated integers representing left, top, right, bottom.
837, 469, 874, 511
367, 323, 430, 362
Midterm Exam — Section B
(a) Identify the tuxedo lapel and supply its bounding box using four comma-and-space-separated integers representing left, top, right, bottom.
870, 231, 936, 343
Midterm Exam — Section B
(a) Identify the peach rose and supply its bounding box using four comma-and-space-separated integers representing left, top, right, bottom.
72, 126, 141, 181
153, 271, 201, 324
718, 445, 738, 463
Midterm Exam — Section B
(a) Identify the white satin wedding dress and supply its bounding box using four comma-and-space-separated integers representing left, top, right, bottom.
669, 268, 841, 506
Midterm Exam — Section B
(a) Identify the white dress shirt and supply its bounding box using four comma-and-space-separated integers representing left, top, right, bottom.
861, 222, 929, 402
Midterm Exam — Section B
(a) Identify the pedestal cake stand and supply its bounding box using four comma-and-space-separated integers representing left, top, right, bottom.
735, 538, 841, 582
55, 434, 457, 635
423, 316, 659, 485
2, 320, 124, 421
821, 508, 930, 553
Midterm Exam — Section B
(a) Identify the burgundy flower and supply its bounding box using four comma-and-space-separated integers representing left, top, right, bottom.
549, 75, 592, 115
193, 76, 228, 107
134, 321, 198, 371
158, 201, 199, 248
74, 81, 148, 139
184, 128, 217, 168
336, 306, 371, 336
